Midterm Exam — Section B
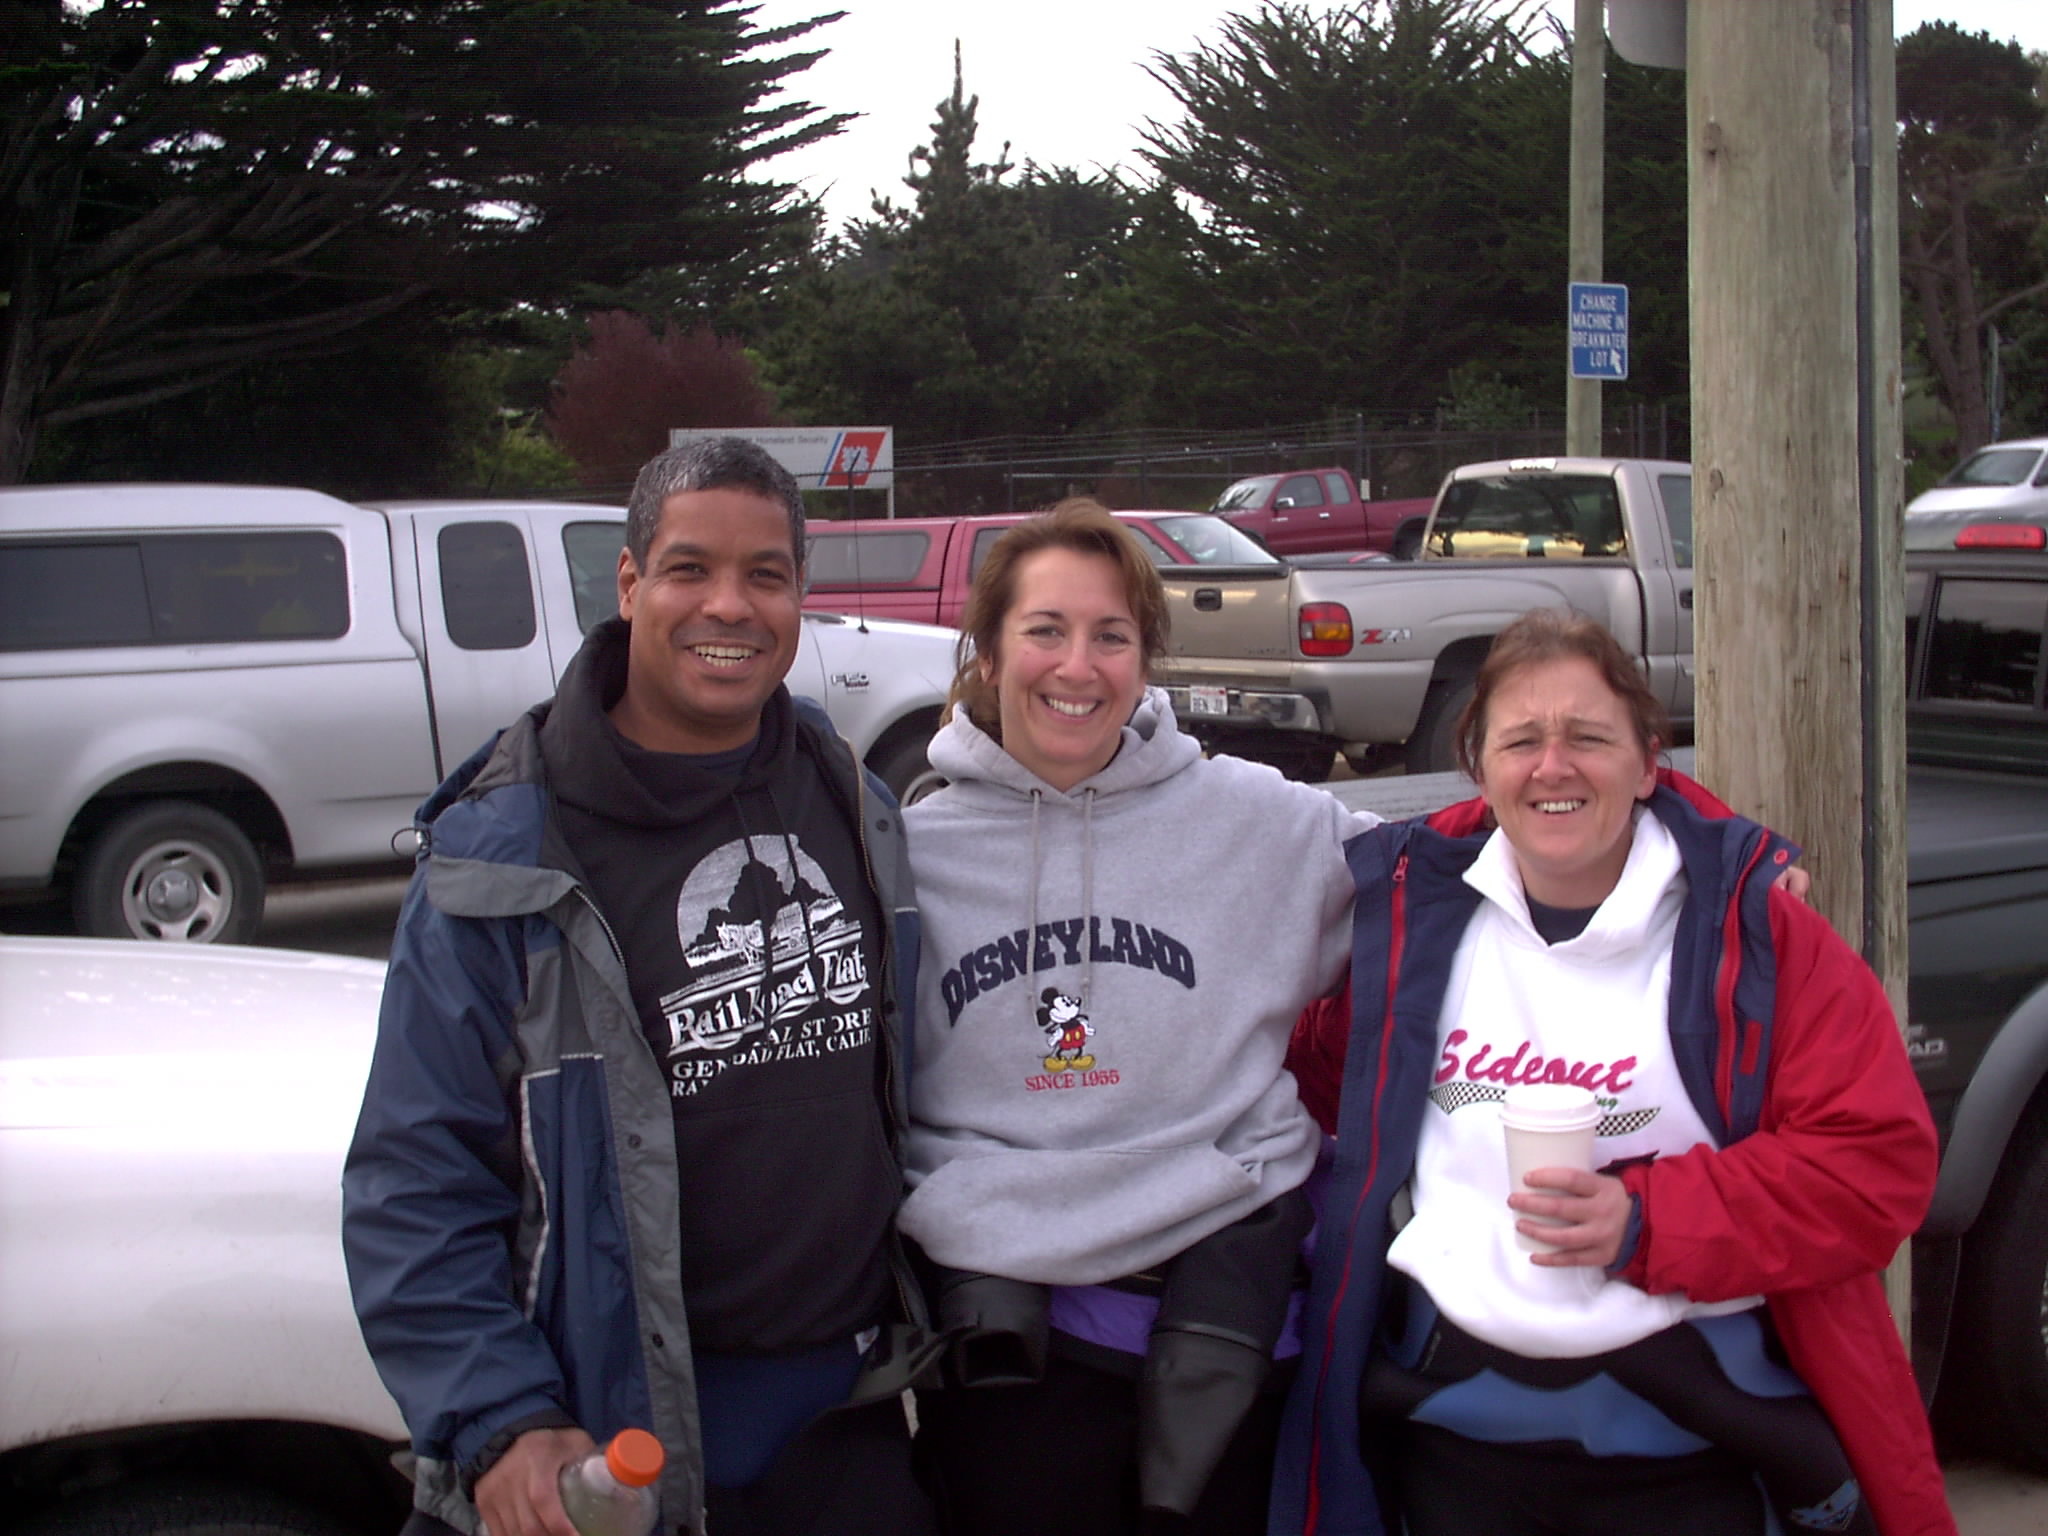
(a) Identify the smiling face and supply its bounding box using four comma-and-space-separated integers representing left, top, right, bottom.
985, 546, 1147, 791
1478, 655, 1659, 908
609, 487, 803, 755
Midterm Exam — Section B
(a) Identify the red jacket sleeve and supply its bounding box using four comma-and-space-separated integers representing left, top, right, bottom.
1616, 888, 1937, 1299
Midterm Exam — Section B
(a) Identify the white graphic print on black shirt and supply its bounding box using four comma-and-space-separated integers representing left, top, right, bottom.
659, 832, 875, 1097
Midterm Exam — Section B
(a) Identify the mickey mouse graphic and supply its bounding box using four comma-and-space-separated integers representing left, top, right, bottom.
1038, 988, 1095, 1072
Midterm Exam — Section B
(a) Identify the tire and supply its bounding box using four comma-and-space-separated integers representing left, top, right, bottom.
13, 1481, 358, 1536
1391, 521, 1426, 562
72, 801, 266, 944
1942, 1116, 2048, 1472
871, 729, 947, 807
1404, 676, 1476, 775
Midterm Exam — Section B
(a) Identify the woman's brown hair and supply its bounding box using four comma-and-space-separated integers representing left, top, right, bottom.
1452, 607, 1671, 781
948, 499, 1172, 739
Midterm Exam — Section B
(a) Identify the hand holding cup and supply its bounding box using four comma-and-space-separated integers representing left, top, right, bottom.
1499, 1083, 1602, 1254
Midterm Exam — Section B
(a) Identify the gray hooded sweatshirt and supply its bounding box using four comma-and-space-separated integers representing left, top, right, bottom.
899, 687, 1380, 1286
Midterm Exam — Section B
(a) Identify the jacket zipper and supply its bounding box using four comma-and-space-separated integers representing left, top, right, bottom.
1305, 847, 1407, 1535
842, 746, 926, 1333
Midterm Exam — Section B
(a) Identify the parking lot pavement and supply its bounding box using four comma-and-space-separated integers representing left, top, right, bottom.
1948, 1458, 2048, 1533
259, 872, 409, 959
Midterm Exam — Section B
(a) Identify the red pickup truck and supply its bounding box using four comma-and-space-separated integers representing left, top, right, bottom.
803, 510, 1335, 779
803, 509, 1275, 627
1210, 466, 1434, 558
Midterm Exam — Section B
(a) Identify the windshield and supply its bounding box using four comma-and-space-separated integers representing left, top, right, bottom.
1149, 514, 1285, 566
1426, 474, 1627, 560
1941, 447, 2046, 488
1210, 475, 1279, 513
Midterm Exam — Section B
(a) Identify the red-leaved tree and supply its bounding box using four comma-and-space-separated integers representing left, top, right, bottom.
546, 313, 780, 487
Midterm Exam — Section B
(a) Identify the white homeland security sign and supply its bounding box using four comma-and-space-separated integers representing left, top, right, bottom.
668, 425, 895, 491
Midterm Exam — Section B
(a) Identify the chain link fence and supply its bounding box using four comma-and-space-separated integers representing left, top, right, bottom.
809, 403, 1687, 520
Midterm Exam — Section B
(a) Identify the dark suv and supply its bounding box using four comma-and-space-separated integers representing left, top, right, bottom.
1902, 517, 2048, 1471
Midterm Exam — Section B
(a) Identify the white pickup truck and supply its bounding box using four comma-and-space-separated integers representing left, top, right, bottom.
1172, 457, 1698, 775
0, 485, 958, 944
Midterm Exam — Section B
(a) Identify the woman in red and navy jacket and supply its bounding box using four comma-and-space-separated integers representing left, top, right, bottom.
1267, 610, 1951, 1536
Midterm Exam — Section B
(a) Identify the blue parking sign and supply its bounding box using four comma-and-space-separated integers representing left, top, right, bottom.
1569, 282, 1629, 380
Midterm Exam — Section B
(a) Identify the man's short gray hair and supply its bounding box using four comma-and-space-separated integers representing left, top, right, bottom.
625, 437, 807, 569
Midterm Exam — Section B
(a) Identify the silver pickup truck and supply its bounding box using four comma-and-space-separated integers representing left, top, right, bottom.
1172, 457, 1696, 775
0, 485, 958, 944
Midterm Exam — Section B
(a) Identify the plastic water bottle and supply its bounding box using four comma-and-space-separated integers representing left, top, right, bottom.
557, 1428, 664, 1536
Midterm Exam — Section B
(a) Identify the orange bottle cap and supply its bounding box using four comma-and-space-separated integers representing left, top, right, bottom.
605, 1428, 664, 1488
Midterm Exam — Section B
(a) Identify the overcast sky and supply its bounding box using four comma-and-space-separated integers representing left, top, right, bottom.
745, 0, 2048, 232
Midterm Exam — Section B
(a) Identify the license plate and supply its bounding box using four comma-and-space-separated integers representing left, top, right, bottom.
1187, 686, 1229, 717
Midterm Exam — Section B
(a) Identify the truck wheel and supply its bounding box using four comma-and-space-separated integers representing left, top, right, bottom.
14, 1481, 360, 1536
72, 802, 266, 944
1405, 678, 1475, 775
1944, 1117, 2048, 1472
871, 731, 947, 807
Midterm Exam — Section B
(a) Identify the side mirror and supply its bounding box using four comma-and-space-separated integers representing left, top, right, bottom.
1273, 496, 1297, 511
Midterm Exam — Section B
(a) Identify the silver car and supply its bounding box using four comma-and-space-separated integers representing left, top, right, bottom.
1906, 436, 2048, 551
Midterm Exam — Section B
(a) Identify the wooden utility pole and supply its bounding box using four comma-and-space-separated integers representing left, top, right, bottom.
1566, 0, 1606, 456
1687, 0, 1908, 1312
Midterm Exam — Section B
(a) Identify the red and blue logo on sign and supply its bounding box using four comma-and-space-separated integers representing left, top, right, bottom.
820, 429, 889, 487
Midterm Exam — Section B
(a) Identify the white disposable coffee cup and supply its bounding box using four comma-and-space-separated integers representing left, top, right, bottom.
1499, 1083, 1603, 1251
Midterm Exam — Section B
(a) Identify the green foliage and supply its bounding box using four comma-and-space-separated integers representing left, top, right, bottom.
1133, 0, 1560, 424
440, 343, 579, 496
462, 423, 581, 498
1, 1, 845, 482
751, 50, 1143, 506
1438, 362, 1532, 431
1897, 23, 2048, 450
29, 321, 478, 496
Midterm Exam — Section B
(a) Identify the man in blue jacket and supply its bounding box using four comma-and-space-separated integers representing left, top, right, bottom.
343, 437, 936, 1536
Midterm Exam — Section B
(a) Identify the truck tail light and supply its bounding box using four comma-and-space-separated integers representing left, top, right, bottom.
1955, 522, 2046, 550
1299, 603, 1353, 656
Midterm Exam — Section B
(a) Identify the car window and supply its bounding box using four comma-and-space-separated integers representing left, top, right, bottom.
1213, 476, 1277, 513
968, 525, 1010, 577
563, 521, 626, 633
1923, 578, 2046, 708
1658, 475, 1692, 568
0, 531, 348, 651
1148, 515, 1284, 566
439, 521, 536, 651
1322, 472, 1350, 505
1277, 474, 1325, 509
804, 529, 931, 589
1942, 448, 2044, 489
1426, 475, 1625, 561
0, 541, 154, 650
1124, 527, 1176, 565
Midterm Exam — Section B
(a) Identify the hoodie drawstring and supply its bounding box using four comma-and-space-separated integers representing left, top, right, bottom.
1025, 789, 1043, 1025
1022, 786, 1099, 1029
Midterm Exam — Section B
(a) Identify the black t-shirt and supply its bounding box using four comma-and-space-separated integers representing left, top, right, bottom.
1525, 895, 1601, 945
544, 668, 895, 1355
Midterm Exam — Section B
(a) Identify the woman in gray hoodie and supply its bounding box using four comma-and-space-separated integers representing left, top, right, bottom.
900, 500, 1384, 1535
